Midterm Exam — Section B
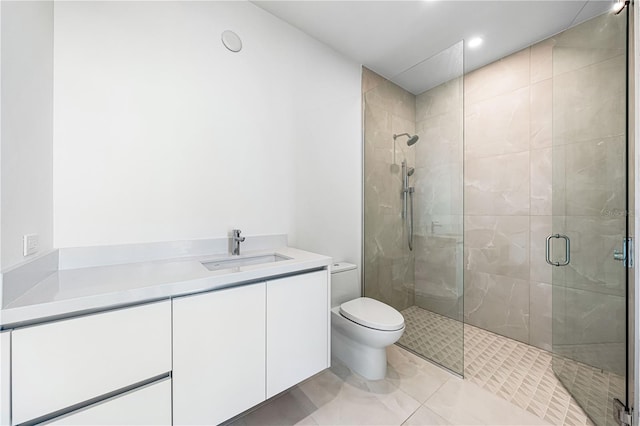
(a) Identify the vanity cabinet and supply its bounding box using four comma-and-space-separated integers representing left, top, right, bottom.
173, 269, 329, 424
4, 266, 329, 426
266, 270, 329, 398
11, 300, 171, 425
172, 282, 267, 425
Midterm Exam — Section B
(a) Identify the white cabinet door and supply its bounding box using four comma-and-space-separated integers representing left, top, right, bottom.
47, 378, 171, 426
12, 301, 171, 425
173, 283, 266, 425
266, 270, 329, 398
0, 331, 9, 426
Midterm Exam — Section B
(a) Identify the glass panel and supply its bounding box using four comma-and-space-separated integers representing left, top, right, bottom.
551, 11, 628, 426
363, 41, 464, 375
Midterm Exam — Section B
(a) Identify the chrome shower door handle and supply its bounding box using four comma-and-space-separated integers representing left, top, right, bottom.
545, 235, 554, 266
546, 234, 570, 267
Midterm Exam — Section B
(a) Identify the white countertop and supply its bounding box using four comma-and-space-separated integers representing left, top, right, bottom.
1, 247, 331, 329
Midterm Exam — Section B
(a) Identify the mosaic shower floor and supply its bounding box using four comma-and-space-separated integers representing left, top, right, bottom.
400, 305, 624, 426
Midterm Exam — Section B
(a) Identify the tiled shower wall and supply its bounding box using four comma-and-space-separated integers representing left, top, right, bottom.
410, 40, 556, 350
413, 76, 464, 322
364, 44, 555, 350
363, 68, 416, 312
461, 12, 626, 357
460, 40, 555, 351
364, 12, 627, 355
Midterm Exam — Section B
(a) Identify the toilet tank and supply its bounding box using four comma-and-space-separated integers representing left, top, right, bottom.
331, 262, 359, 307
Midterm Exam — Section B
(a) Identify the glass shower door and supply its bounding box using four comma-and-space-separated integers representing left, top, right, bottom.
550, 11, 628, 426
362, 41, 465, 375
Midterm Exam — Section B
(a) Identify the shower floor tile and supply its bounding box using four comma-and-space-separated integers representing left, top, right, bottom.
400, 305, 623, 426
397, 306, 464, 373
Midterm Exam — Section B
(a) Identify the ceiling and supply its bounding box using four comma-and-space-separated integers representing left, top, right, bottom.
252, 0, 614, 94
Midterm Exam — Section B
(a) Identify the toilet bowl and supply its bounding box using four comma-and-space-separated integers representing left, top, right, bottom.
331, 263, 405, 380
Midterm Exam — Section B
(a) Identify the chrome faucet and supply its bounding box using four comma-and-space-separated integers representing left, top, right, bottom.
231, 229, 245, 255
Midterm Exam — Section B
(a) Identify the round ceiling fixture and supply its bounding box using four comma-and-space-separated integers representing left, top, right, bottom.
222, 30, 242, 53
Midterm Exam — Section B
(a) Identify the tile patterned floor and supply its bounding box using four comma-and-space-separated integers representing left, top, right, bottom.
400, 305, 624, 426
464, 323, 593, 426
553, 354, 625, 426
227, 345, 551, 426
398, 306, 463, 374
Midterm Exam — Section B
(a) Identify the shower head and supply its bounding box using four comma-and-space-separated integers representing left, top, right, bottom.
407, 167, 415, 176
393, 133, 420, 146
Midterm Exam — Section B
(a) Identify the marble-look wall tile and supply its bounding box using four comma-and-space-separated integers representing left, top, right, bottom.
551, 145, 567, 217
529, 216, 552, 284
414, 234, 463, 320
464, 271, 530, 343
362, 66, 387, 94
553, 45, 625, 79
529, 281, 552, 351
552, 285, 625, 347
363, 103, 391, 150
363, 72, 416, 312
465, 86, 530, 159
415, 109, 463, 169
530, 39, 554, 83
552, 13, 626, 77
530, 147, 551, 215
562, 216, 626, 297
465, 152, 530, 216
530, 79, 552, 149
564, 136, 625, 217
414, 162, 463, 219
553, 12, 626, 53
364, 80, 416, 123
464, 48, 530, 105
415, 77, 462, 121
464, 215, 530, 280
553, 55, 626, 145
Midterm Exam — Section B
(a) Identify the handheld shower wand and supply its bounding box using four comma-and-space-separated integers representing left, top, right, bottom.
396, 132, 420, 251
401, 161, 415, 251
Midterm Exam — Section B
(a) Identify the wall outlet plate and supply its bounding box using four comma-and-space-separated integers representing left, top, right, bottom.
23, 234, 39, 257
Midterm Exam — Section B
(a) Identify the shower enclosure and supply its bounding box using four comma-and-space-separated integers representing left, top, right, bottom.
363, 8, 632, 426
363, 41, 465, 375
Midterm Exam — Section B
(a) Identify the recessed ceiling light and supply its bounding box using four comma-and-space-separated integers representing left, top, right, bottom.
467, 37, 483, 49
611, 0, 626, 13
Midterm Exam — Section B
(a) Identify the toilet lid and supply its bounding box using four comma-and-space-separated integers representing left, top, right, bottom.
339, 297, 404, 331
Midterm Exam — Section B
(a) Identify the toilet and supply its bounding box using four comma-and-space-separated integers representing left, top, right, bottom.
331, 262, 405, 380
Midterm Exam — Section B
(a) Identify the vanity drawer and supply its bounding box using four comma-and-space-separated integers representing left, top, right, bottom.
11, 300, 171, 425
46, 378, 171, 426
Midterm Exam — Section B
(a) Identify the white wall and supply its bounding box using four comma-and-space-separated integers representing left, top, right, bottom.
1, 1, 54, 270
293, 93, 362, 267
53, 1, 361, 266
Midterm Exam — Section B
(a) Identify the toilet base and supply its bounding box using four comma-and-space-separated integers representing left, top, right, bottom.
332, 327, 388, 380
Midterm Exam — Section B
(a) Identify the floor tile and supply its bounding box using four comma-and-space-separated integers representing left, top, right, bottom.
386, 344, 452, 403
402, 405, 451, 425
424, 378, 551, 426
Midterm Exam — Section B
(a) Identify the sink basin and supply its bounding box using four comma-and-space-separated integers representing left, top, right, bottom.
201, 254, 289, 271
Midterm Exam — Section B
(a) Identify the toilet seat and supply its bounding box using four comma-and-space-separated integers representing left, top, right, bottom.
339, 297, 404, 331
